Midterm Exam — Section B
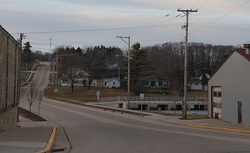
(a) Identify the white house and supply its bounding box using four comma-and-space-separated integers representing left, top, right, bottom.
145, 76, 169, 89
208, 44, 250, 126
188, 77, 203, 90
97, 78, 120, 88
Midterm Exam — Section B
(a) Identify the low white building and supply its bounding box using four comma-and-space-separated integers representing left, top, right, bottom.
188, 77, 203, 91
145, 76, 169, 89
98, 78, 120, 88
208, 44, 250, 126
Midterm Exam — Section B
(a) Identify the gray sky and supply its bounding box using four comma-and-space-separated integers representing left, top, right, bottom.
1, 0, 250, 52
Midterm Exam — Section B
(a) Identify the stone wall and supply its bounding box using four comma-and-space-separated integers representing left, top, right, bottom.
0, 25, 20, 130
0, 107, 18, 131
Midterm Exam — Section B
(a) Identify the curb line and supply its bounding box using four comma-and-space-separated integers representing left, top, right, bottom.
37, 126, 57, 153
187, 124, 250, 134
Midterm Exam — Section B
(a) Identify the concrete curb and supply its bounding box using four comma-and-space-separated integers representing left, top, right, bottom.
37, 126, 57, 153
187, 124, 250, 134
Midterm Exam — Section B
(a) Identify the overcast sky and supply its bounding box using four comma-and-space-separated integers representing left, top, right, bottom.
1, 0, 250, 52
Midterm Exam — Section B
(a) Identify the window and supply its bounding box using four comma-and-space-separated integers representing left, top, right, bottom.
213, 91, 217, 97
151, 81, 155, 86
113, 82, 115, 85
213, 91, 222, 97
218, 92, 221, 97
159, 81, 162, 86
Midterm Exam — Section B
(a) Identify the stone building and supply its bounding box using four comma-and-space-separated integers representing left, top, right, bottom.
0, 25, 20, 130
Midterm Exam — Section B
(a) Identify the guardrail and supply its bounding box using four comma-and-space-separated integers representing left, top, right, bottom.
97, 96, 207, 103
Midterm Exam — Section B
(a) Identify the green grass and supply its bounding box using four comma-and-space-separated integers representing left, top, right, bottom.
187, 91, 207, 97
21, 72, 30, 82
44, 86, 129, 103
44, 86, 207, 103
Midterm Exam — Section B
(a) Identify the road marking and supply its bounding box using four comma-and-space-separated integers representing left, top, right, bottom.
42, 102, 250, 143
0, 142, 45, 147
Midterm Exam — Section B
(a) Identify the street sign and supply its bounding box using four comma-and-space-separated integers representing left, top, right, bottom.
38, 91, 43, 102
140, 93, 144, 116
140, 93, 144, 100
38, 90, 43, 117
96, 91, 100, 99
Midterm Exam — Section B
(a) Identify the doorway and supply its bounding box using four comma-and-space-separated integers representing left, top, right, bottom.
237, 101, 242, 124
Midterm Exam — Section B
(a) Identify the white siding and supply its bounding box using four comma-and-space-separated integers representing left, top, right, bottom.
208, 51, 250, 126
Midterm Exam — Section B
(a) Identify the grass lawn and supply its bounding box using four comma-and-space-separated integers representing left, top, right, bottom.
21, 72, 30, 82
44, 86, 129, 103
187, 91, 207, 97
44, 86, 207, 103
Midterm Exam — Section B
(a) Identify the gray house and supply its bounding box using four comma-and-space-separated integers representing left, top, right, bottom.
208, 44, 250, 126
145, 76, 169, 89
188, 77, 203, 91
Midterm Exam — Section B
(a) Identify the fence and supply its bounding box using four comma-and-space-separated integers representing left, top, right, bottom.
97, 96, 207, 103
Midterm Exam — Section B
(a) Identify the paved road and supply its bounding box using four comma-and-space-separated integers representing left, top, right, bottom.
20, 62, 250, 153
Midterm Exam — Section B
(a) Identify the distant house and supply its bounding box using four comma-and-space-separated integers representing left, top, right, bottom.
188, 77, 203, 90
60, 77, 86, 87
208, 44, 250, 126
145, 76, 169, 89
98, 78, 120, 88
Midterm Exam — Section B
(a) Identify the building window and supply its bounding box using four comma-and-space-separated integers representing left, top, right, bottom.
213, 91, 222, 97
159, 81, 162, 86
113, 82, 115, 85
151, 81, 155, 86
213, 91, 217, 97
218, 92, 221, 97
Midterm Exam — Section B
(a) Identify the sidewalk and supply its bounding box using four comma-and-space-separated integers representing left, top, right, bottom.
146, 113, 250, 134
0, 116, 55, 153
1, 108, 250, 153
86, 103, 250, 134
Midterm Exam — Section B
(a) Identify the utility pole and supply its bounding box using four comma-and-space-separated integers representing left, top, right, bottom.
117, 36, 130, 109
17, 33, 26, 121
177, 9, 198, 118
50, 38, 54, 86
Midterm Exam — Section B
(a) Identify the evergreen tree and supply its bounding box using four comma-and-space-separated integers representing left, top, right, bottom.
129, 42, 151, 94
22, 42, 32, 69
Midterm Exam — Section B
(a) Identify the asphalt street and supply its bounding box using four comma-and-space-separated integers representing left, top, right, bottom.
18, 62, 250, 153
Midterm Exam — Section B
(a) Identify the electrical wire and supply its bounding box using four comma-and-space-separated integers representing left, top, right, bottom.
19, 0, 249, 51
190, 0, 250, 35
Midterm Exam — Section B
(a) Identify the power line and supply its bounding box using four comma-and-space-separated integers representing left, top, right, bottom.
13, 27, 143, 35
190, 0, 250, 35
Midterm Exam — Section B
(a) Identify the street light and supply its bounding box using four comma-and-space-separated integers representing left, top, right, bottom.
117, 36, 130, 109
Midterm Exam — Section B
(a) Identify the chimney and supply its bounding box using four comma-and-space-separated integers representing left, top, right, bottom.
244, 44, 250, 55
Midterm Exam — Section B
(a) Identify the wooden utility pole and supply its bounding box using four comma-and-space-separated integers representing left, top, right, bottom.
117, 36, 130, 109
177, 9, 198, 118
17, 33, 26, 121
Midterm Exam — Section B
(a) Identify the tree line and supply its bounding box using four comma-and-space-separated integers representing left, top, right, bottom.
22, 41, 237, 95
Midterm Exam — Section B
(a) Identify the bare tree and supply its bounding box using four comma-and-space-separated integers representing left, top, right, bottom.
82, 47, 106, 89
24, 81, 39, 111
58, 54, 82, 91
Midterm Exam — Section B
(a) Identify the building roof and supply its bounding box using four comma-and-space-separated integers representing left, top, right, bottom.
208, 45, 250, 81
0, 25, 19, 45
188, 77, 202, 84
236, 49, 250, 62
144, 75, 168, 82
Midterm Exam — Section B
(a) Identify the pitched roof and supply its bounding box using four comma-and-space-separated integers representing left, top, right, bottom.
208, 46, 250, 81
188, 77, 202, 84
236, 49, 250, 62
